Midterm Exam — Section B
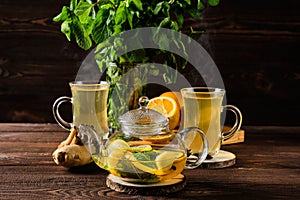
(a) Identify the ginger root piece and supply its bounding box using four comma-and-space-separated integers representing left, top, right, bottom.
57, 128, 77, 148
52, 127, 92, 168
52, 144, 92, 168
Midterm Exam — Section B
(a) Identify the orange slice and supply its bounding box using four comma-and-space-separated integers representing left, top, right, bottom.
160, 91, 183, 109
141, 132, 175, 144
147, 96, 180, 130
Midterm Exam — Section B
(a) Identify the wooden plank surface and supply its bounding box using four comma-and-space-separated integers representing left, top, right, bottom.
0, 124, 299, 199
0, 0, 299, 125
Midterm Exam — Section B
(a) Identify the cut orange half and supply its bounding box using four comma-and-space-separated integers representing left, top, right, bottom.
160, 91, 183, 109
147, 96, 180, 130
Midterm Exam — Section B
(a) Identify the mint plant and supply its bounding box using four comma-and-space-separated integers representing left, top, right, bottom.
53, 0, 220, 129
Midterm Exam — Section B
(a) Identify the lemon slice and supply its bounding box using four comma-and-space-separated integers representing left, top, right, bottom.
122, 145, 152, 152
128, 152, 156, 174
156, 155, 187, 181
107, 139, 130, 154
155, 150, 184, 170
106, 139, 130, 169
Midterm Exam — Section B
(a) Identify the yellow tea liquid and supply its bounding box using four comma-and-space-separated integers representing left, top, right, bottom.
92, 135, 187, 183
105, 148, 186, 183
183, 93, 222, 157
72, 85, 109, 137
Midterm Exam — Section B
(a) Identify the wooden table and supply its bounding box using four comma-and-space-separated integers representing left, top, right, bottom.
0, 123, 299, 199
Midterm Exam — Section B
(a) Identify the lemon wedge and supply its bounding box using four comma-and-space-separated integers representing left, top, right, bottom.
155, 150, 184, 170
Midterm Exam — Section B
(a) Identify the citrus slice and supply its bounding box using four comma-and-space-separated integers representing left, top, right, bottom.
127, 140, 152, 146
122, 145, 152, 152
155, 150, 184, 170
147, 96, 180, 130
160, 91, 183, 109
160, 91, 183, 129
128, 152, 157, 174
141, 133, 175, 144
107, 139, 130, 154
106, 139, 130, 169
156, 155, 187, 181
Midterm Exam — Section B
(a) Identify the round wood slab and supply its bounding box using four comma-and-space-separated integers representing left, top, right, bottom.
106, 174, 186, 195
200, 150, 236, 169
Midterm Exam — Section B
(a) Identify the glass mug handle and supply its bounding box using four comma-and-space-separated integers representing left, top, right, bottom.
179, 127, 208, 169
222, 105, 243, 141
52, 96, 72, 131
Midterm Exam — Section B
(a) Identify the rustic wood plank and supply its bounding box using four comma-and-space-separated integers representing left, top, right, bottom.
0, 0, 299, 125
0, 166, 298, 199
0, 124, 299, 199
0, 123, 64, 132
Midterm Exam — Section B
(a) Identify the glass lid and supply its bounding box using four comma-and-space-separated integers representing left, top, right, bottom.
118, 96, 169, 135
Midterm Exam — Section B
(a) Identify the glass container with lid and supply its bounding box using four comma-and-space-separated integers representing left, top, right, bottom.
78, 96, 208, 183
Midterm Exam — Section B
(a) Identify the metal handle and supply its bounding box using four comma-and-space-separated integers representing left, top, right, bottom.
52, 96, 72, 131
179, 127, 208, 169
222, 105, 243, 141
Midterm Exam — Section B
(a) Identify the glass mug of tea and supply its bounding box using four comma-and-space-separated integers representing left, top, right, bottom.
52, 81, 110, 138
181, 87, 242, 158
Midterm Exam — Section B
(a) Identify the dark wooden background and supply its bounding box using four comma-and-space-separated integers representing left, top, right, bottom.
0, 0, 299, 126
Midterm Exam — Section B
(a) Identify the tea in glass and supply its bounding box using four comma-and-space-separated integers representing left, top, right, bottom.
71, 82, 109, 137
53, 81, 110, 138
181, 87, 242, 158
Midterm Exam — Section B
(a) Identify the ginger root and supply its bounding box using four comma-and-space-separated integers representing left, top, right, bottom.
52, 128, 93, 168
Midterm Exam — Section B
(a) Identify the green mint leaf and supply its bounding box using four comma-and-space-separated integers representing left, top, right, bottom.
130, 0, 143, 11
161, 2, 170, 17
91, 8, 110, 43
184, 0, 191, 5
113, 24, 123, 35
158, 17, 171, 28
188, 8, 202, 18
133, 151, 157, 161
53, 6, 69, 22
170, 21, 179, 31
70, 0, 78, 11
74, 1, 93, 23
61, 21, 72, 41
72, 17, 92, 50
153, 2, 163, 15
126, 50, 146, 63
83, 18, 94, 35
92, 23, 110, 44
208, 0, 220, 6
74, 1, 92, 15
174, 11, 184, 27
95, 41, 110, 53
197, 0, 204, 10
100, 3, 114, 10
126, 10, 134, 28
115, 1, 126, 25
